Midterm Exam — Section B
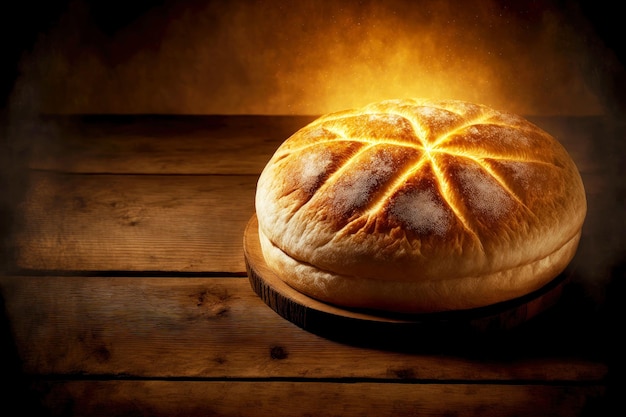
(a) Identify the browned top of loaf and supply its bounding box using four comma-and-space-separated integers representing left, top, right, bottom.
255, 98, 587, 282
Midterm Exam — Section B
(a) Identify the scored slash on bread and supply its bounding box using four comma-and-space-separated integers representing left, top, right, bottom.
255, 98, 587, 314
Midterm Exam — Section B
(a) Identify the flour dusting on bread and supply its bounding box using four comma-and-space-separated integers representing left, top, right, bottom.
389, 188, 450, 235
255, 98, 587, 313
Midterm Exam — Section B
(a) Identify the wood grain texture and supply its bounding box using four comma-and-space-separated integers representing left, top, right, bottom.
12, 171, 256, 272
26, 115, 316, 174
31, 380, 607, 417
3, 115, 621, 417
21, 115, 603, 176
0, 276, 608, 381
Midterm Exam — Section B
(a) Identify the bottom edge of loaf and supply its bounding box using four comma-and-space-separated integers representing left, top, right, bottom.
259, 229, 581, 314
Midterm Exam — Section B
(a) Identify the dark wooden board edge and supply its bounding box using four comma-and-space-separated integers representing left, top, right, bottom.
243, 215, 571, 349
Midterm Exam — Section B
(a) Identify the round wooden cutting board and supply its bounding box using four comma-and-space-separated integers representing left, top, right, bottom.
243, 214, 570, 346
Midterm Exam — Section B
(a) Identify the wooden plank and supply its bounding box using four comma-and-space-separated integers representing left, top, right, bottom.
29, 380, 607, 417
13, 171, 256, 272
0, 276, 608, 381
9, 168, 613, 285
23, 115, 607, 176
11, 121, 618, 276
26, 115, 316, 175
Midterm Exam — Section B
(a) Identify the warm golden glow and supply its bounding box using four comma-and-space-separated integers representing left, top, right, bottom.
11, 0, 613, 116
306, 105, 518, 236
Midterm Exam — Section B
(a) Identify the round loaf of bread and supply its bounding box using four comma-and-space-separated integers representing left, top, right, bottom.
255, 98, 586, 314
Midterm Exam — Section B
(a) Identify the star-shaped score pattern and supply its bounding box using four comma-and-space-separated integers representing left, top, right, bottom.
254, 99, 587, 313
274, 100, 554, 244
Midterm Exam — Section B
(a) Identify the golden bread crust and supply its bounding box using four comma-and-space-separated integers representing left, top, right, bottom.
255, 98, 586, 313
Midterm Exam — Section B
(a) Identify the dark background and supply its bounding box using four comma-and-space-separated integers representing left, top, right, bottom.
2, 0, 625, 117
1, 1, 624, 415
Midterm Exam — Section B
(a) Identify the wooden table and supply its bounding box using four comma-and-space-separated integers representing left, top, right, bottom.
1, 114, 623, 416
